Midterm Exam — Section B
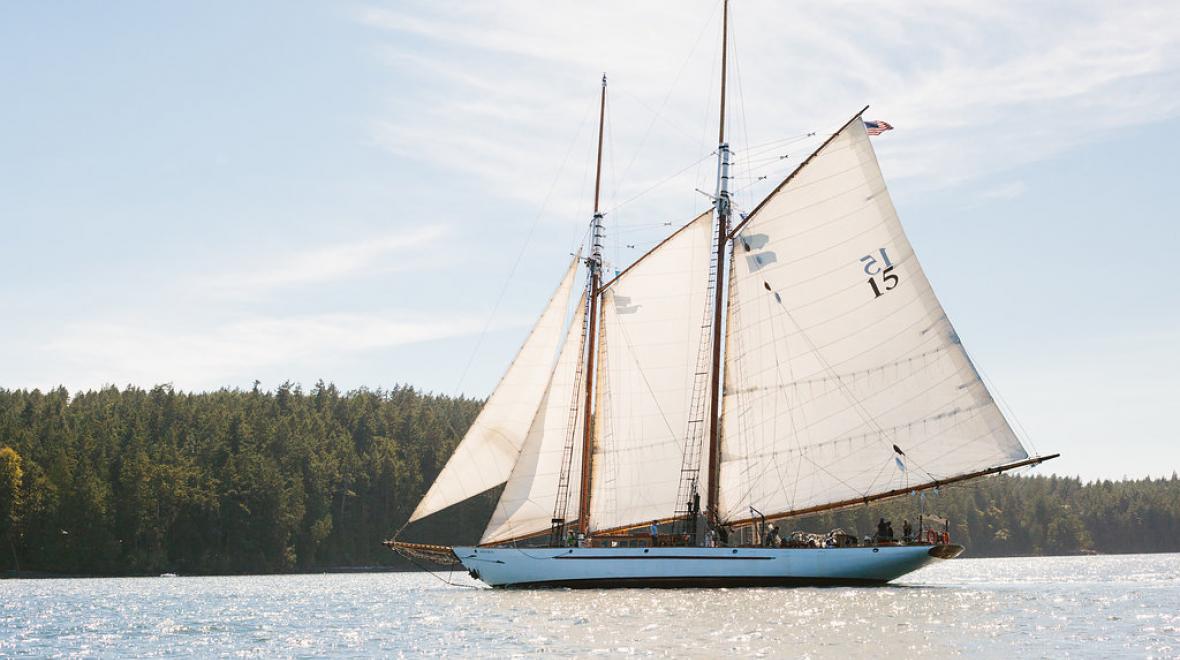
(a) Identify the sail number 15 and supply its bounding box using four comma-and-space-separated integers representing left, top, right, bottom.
860, 247, 899, 299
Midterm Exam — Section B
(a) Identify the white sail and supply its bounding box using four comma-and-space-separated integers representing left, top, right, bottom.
481, 293, 587, 544
408, 256, 581, 523
719, 116, 1028, 522
589, 211, 714, 532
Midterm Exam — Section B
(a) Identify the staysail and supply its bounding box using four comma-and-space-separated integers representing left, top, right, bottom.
480, 292, 588, 544
718, 115, 1028, 523
589, 211, 714, 532
408, 256, 581, 523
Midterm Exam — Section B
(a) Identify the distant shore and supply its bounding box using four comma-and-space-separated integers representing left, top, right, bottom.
8, 549, 1180, 580
3, 386, 1177, 577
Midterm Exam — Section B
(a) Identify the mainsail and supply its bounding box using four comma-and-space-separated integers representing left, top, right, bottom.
481, 292, 588, 544
589, 211, 714, 532
718, 115, 1028, 523
408, 255, 581, 523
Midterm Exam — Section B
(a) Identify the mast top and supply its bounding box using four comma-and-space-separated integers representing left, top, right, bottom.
718, 0, 728, 146
592, 73, 608, 218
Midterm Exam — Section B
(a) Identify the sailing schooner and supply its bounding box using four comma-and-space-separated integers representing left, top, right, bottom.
386, 1, 1057, 588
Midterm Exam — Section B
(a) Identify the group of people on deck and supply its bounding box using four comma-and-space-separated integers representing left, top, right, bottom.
875, 517, 915, 542
563, 516, 933, 549
751, 517, 923, 548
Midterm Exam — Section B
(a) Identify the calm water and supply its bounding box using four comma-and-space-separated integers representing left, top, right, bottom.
2, 554, 1177, 657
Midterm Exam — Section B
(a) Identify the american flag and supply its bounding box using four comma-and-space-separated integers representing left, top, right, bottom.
864, 120, 894, 136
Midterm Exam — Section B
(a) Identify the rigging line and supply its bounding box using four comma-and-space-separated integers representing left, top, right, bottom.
727, 159, 804, 197
736, 133, 818, 160
607, 88, 622, 267
736, 132, 817, 156
729, 300, 861, 514
395, 92, 597, 544
450, 90, 599, 400
608, 311, 683, 451
736, 332, 949, 436
729, 5, 755, 215
602, 153, 714, 216
395, 550, 480, 590
768, 298, 940, 487
921, 421, 1027, 470
694, 10, 722, 204
738, 137, 844, 162
743, 354, 967, 463
731, 152, 810, 175
615, 0, 724, 185
731, 151, 808, 171
780, 382, 995, 491
862, 454, 901, 503
615, 90, 699, 146
759, 240, 811, 515
731, 346, 951, 396
972, 358, 1040, 457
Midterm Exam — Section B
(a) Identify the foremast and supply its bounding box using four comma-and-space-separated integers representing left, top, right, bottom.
576, 74, 608, 537
704, 0, 731, 527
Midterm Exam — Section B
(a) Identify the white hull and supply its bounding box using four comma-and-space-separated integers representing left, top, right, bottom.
454, 544, 963, 589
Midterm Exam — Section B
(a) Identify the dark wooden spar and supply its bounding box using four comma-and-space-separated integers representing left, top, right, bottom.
576, 75, 608, 537
704, 0, 731, 527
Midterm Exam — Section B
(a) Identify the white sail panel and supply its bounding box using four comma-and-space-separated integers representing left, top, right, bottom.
409, 256, 581, 523
589, 211, 714, 532
719, 117, 1027, 522
481, 293, 587, 544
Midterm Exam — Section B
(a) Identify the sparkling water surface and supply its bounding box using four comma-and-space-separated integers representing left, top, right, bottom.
2, 554, 1177, 657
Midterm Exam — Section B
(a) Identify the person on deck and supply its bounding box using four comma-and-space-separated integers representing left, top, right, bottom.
876, 517, 888, 542
902, 519, 913, 542
885, 521, 895, 541
763, 524, 782, 548
649, 520, 659, 547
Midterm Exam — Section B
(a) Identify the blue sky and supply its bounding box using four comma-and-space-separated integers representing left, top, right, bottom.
1, 1, 1177, 481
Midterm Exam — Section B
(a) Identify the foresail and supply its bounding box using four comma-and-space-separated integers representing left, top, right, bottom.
481, 293, 587, 544
719, 115, 1028, 522
589, 211, 714, 532
408, 256, 581, 523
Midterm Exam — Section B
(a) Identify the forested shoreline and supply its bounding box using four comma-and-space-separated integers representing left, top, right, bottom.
1, 385, 1177, 576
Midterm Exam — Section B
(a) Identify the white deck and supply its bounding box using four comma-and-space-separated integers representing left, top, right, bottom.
454, 544, 960, 588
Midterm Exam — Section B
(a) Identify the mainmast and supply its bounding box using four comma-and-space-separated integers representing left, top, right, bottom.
704, 0, 731, 526
577, 74, 608, 537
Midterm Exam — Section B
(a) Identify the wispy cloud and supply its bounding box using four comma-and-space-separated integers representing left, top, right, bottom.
196, 225, 449, 299
356, 0, 1180, 206
44, 311, 489, 391
978, 181, 1027, 201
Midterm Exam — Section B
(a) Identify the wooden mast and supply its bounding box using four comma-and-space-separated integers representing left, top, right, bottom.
704, 0, 730, 526
577, 74, 608, 537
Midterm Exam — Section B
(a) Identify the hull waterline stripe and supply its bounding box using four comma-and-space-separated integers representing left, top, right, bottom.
551, 554, 774, 561
498, 576, 888, 589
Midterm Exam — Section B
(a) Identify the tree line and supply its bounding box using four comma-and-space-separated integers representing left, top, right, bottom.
0, 384, 1177, 575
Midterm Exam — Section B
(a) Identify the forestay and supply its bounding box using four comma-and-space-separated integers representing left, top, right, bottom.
719, 117, 1027, 522
590, 211, 714, 532
481, 293, 587, 544
408, 256, 581, 523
